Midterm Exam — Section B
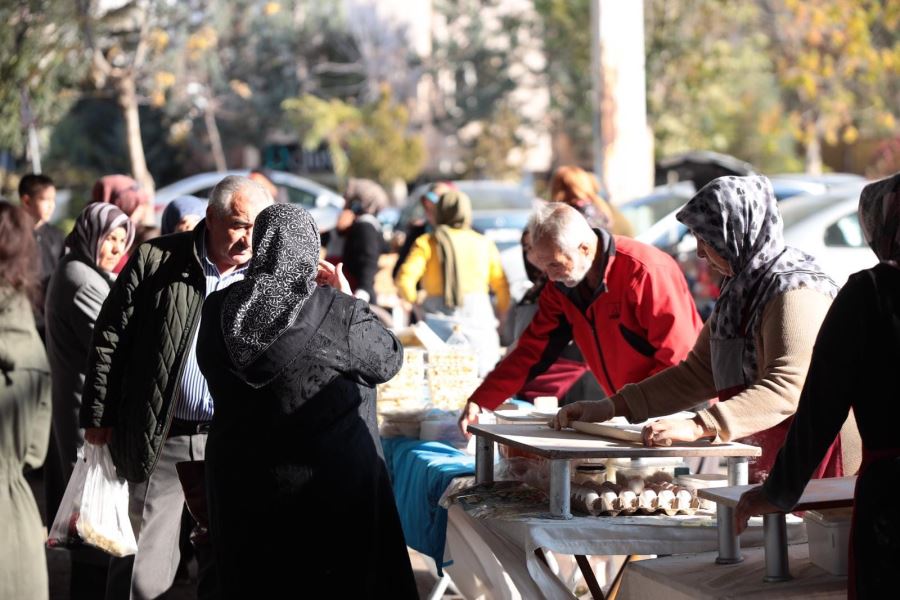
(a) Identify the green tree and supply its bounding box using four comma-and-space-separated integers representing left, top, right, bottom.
532, 0, 593, 166
0, 1, 81, 173
45, 98, 188, 210
282, 87, 425, 186
282, 93, 363, 179
462, 102, 525, 180
429, 0, 538, 176
74, 0, 181, 192
644, 0, 803, 172
207, 1, 370, 152
346, 89, 426, 184
759, 0, 900, 173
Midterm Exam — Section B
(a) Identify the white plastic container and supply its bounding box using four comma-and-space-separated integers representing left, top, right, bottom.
803, 509, 852, 576
419, 418, 467, 449
675, 473, 729, 510
533, 395, 559, 413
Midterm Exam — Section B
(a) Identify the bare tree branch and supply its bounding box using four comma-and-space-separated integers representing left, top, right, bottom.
75, 0, 112, 85
130, 0, 152, 74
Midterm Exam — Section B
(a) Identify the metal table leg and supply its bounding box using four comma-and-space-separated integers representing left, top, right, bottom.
549, 459, 572, 519
726, 456, 750, 485
715, 505, 743, 564
474, 436, 495, 484
715, 456, 750, 564
763, 513, 792, 582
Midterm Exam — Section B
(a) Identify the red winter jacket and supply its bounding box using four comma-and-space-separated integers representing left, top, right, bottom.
470, 231, 703, 411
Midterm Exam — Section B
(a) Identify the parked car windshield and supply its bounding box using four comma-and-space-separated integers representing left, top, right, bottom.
780, 191, 860, 229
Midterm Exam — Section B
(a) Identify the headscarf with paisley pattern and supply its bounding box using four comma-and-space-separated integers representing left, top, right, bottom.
221, 203, 320, 369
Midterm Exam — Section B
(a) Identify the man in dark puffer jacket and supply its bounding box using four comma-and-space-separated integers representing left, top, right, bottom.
81, 175, 272, 599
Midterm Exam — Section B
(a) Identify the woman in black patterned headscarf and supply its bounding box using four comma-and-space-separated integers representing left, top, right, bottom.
737, 173, 900, 598
555, 175, 861, 482
196, 203, 417, 599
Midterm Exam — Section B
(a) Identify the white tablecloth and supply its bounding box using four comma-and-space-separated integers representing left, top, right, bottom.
618, 544, 846, 600
445, 502, 808, 600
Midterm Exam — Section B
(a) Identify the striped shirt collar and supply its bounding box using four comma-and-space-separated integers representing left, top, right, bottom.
197, 229, 249, 280
172, 229, 248, 423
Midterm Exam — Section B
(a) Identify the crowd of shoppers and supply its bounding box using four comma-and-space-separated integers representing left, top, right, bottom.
4, 163, 899, 598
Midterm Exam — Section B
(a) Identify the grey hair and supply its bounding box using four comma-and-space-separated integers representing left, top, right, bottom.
208, 175, 273, 218
527, 202, 595, 253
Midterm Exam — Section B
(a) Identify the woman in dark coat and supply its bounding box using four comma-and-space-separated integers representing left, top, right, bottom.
0, 201, 51, 600
336, 177, 389, 303
736, 173, 900, 598
43, 203, 134, 596
44, 203, 134, 522
196, 203, 417, 598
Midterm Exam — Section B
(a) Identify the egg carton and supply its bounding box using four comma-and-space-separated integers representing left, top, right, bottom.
571, 480, 701, 517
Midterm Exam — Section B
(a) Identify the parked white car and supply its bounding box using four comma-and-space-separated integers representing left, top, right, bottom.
778, 182, 876, 286
618, 182, 696, 236
152, 170, 345, 232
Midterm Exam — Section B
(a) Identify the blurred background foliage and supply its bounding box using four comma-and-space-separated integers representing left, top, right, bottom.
283, 86, 426, 185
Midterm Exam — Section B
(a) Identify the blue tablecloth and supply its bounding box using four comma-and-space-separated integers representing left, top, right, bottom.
382, 437, 475, 573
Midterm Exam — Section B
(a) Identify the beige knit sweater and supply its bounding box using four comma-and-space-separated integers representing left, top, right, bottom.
615, 287, 862, 473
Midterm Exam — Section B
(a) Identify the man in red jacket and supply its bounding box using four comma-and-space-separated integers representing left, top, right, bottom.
459, 202, 702, 433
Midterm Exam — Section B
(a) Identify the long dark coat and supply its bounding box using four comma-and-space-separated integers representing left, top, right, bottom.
763, 264, 900, 597
0, 288, 51, 600
197, 285, 417, 599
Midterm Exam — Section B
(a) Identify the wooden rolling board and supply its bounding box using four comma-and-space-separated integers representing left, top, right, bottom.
570, 421, 644, 443
467, 423, 761, 460
697, 476, 856, 511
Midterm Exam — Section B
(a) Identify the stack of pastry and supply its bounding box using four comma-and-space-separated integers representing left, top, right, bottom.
377, 348, 427, 414
426, 348, 480, 410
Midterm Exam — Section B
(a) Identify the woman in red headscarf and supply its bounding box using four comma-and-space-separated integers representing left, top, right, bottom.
91, 174, 152, 271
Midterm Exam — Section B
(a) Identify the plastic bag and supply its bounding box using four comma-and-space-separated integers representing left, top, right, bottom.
46, 444, 138, 557
77, 443, 138, 557
47, 447, 89, 550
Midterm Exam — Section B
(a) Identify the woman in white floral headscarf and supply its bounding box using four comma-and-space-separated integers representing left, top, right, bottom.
736, 172, 900, 598
554, 175, 860, 483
